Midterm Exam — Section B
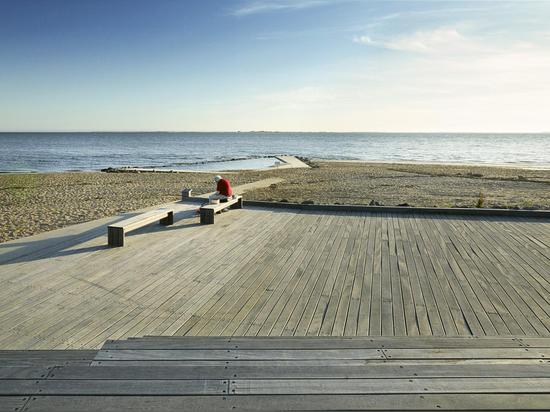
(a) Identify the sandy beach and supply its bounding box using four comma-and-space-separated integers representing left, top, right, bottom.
1, 160, 549, 243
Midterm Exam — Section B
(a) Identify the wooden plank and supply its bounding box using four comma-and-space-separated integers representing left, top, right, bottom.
388, 214, 407, 335
18, 394, 550, 411
380, 214, 394, 335
49, 364, 550, 379
369, 213, 383, 335
231, 377, 550, 394
0, 397, 29, 412
35, 379, 226, 395
95, 349, 386, 361
383, 348, 550, 359
23, 396, 228, 412
392, 215, 419, 336
224, 394, 550, 411
0, 366, 50, 379
0, 380, 41, 395
92, 358, 550, 367
102, 336, 545, 350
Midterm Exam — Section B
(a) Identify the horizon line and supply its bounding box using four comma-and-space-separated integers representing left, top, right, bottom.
1, 130, 549, 134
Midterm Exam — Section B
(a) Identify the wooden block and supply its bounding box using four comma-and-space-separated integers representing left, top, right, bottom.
107, 226, 124, 247
200, 209, 215, 225
160, 211, 174, 226
181, 188, 193, 199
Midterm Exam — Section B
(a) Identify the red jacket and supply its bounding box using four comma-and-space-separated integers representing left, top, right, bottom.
217, 178, 233, 196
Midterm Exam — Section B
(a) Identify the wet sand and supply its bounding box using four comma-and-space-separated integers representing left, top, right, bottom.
1, 160, 549, 243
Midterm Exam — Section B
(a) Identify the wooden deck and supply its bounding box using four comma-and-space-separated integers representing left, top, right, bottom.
0, 203, 549, 349
2, 336, 550, 411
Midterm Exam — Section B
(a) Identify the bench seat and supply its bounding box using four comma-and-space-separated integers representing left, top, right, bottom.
200, 196, 243, 224
108, 208, 174, 247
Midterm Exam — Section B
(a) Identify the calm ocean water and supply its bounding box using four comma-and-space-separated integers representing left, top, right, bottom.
0, 132, 548, 172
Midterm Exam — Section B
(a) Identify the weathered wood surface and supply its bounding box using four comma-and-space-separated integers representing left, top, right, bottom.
0, 205, 548, 349
108, 208, 174, 247
200, 196, 243, 224
2, 336, 550, 410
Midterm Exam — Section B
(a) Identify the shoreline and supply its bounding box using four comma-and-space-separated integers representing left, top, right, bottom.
318, 159, 550, 171
2, 158, 550, 174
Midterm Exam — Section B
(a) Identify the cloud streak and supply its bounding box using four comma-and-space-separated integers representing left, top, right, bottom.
231, 0, 345, 16
354, 28, 474, 54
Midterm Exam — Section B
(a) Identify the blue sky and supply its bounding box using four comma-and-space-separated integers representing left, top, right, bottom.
1, 0, 549, 132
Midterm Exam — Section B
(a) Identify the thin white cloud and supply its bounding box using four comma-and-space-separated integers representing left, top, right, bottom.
231, 0, 344, 16
372, 5, 508, 24
354, 28, 480, 54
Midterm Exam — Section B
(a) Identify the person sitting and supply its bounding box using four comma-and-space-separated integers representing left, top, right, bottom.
209, 175, 233, 203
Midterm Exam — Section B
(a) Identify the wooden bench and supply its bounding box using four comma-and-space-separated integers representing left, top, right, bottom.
107, 208, 174, 247
200, 195, 243, 224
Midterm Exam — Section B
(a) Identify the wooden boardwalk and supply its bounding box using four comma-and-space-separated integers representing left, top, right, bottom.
2, 336, 550, 411
0, 203, 549, 349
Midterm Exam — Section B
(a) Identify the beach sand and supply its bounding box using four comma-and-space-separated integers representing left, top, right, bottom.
1, 160, 549, 243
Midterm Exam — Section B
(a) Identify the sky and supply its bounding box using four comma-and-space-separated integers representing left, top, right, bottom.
1, 0, 549, 132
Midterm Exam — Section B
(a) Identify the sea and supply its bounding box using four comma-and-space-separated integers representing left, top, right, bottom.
0, 132, 548, 172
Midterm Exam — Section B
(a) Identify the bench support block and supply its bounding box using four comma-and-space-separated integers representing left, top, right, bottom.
231, 197, 244, 210
160, 211, 174, 225
200, 196, 243, 225
108, 227, 125, 247
200, 209, 215, 225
